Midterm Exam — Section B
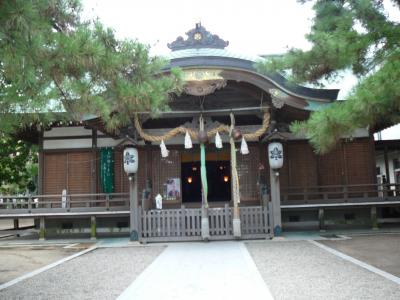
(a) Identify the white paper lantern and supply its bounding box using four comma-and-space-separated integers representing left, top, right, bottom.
123, 147, 138, 174
268, 142, 283, 169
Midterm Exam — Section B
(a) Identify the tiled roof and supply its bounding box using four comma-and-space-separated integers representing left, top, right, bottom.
167, 48, 262, 63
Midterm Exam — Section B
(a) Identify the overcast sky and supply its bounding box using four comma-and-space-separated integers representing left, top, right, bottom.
82, 0, 400, 139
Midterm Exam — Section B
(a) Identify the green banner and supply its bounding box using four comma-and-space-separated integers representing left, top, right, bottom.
100, 148, 114, 193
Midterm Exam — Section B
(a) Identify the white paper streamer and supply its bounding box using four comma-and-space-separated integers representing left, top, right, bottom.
215, 132, 223, 149
184, 131, 193, 149
240, 137, 249, 155
160, 140, 169, 157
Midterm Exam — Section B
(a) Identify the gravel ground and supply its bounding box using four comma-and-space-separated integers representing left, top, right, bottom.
320, 234, 400, 277
0, 246, 82, 284
246, 241, 400, 300
0, 246, 165, 300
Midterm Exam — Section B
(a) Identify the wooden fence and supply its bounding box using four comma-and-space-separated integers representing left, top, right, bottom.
140, 204, 271, 242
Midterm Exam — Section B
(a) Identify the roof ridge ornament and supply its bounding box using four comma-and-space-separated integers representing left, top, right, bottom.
168, 23, 229, 51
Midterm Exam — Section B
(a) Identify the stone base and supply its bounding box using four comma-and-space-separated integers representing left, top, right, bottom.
130, 230, 139, 241
273, 225, 282, 236
201, 217, 210, 240
233, 218, 241, 238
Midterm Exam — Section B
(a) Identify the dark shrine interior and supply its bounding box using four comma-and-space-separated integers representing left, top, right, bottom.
181, 160, 231, 203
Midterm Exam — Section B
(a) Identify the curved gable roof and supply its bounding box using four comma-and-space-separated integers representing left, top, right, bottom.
165, 47, 339, 103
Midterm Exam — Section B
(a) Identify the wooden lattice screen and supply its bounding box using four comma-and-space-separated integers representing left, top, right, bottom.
236, 145, 261, 204
151, 149, 181, 205
43, 151, 92, 195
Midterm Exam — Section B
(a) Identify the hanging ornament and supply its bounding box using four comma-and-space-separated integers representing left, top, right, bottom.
184, 131, 193, 149
215, 131, 223, 149
198, 130, 208, 143
232, 128, 242, 140
240, 137, 249, 155
160, 140, 169, 158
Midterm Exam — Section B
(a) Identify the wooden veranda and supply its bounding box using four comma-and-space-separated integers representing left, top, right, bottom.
1, 183, 400, 240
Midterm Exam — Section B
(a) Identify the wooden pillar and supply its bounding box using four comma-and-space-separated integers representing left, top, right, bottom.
262, 192, 271, 238
91, 129, 98, 194
129, 174, 139, 241
318, 208, 325, 231
144, 141, 152, 210
371, 206, 379, 230
13, 219, 19, 230
269, 168, 282, 236
342, 142, 349, 185
90, 216, 97, 240
38, 129, 44, 195
39, 217, 46, 240
384, 145, 390, 184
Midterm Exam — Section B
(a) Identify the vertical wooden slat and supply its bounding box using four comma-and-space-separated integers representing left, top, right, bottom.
167, 210, 171, 236
143, 210, 147, 239
180, 206, 185, 237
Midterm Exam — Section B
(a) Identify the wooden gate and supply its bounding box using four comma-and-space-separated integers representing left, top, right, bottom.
140, 204, 272, 242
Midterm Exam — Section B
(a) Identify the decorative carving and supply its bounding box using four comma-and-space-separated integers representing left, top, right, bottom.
184, 79, 227, 96
272, 97, 285, 109
182, 69, 226, 96
168, 23, 229, 51
183, 69, 223, 81
269, 88, 290, 109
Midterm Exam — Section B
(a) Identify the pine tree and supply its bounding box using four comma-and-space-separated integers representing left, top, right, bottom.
257, 0, 400, 153
0, 0, 182, 132
0, 134, 38, 194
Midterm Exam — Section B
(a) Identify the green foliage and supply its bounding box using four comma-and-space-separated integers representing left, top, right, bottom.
257, 0, 400, 153
0, 0, 182, 193
0, 0, 182, 133
0, 134, 38, 194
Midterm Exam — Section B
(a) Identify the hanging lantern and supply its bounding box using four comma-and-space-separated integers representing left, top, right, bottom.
184, 131, 193, 149
215, 131, 223, 149
123, 147, 138, 174
268, 142, 284, 169
160, 140, 169, 158
240, 137, 249, 155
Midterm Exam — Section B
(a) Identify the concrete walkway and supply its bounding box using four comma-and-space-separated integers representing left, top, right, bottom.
117, 241, 274, 300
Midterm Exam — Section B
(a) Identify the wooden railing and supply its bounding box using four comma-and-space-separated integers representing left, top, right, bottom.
0, 193, 129, 214
281, 183, 400, 205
